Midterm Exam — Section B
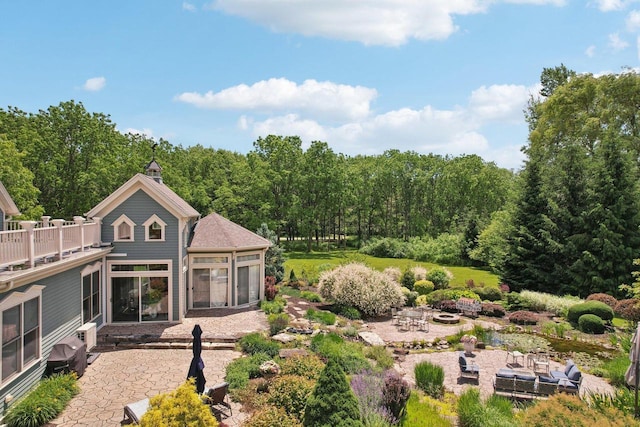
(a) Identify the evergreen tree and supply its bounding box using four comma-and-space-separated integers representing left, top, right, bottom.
256, 223, 286, 283
568, 135, 640, 297
303, 358, 364, 427
500, 150, 557, 292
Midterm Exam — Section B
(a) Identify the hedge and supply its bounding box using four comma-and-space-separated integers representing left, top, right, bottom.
567, 301, 614, 323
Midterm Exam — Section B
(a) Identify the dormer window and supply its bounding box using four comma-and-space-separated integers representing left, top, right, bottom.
111, 215, 136, 242
143, 215, 166, 242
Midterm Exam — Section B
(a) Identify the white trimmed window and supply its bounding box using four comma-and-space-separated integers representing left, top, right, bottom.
143, 215, 166, 242
0, 285, 44, 384
111, 214, 136, 242
82, 263, 101, 323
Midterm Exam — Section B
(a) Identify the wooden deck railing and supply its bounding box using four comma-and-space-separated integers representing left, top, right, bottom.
0, 217, 102, 270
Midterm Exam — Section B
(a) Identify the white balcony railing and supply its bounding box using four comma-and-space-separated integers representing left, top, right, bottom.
0, 217, 102, 271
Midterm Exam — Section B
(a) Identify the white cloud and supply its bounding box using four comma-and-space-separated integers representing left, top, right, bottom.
183, 2, 196, 12
125, 128, 155, 138
592, 0, 628, 11
175, 78, 377, 120
585, 45, 596, 57
215, 79, 534, 170
83, 77, 106, 92
627, 10, 640, 31
609, 32, 629, 51
208, 0, 564, 46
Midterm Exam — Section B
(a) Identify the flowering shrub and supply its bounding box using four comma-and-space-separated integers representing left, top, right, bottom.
350, 370, 397, 425
411, 266, 427, 281
500, 283, 510, 293
382, 267, 402, 283
318, 263, 405, 316
460, 334, 477, 345
382, 369, 411, 419
508, 310, 539, 325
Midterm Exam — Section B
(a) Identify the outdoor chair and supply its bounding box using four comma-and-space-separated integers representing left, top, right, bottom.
203, 382, 232, 419
122, 397, 149, 424
505, 344, 524, 368
537, 375, 559, 396
532, 352, 550, 374
458, 351, 480, 382
414, 311, 429, 332
391, 307, 401, 325
493, 368, 516, 396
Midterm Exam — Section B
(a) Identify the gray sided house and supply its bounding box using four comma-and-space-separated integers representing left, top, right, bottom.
0, 160, 269, 412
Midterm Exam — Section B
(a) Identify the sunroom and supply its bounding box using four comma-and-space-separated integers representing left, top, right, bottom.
187, 213, 270, 309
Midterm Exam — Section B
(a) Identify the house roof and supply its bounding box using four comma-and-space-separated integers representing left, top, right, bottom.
0, 181, 20, 217
189, 212, 271, 251
85, 173, 200, 220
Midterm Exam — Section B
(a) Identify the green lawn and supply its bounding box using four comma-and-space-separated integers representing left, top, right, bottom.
284, 250, 500, 287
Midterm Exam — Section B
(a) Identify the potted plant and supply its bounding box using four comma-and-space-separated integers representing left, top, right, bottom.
460, 334, 477, 355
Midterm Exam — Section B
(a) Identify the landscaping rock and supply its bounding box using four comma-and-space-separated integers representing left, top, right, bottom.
279, 348, 310, 358
358, 331, 385, 346
272, 333, 296, 343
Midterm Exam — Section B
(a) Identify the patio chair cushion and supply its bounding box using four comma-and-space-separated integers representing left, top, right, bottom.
550, 370, 568, 380
515, 373, 536, 382
538, 375, 559, 384
567, 365, 581, 382
564, 359, 575, 375
496, 368, 516, 378
458, 353, 468, 369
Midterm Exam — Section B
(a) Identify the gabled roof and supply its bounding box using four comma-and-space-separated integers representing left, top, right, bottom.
85, 173, 200, 220
0, 181, 20, 216
189, 212, 271, 251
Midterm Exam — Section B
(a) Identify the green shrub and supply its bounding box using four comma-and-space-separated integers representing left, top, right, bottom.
480, 302, 506, 317
226, 353, 272, 389
279, 353, 325, 380
414, 280, 435, 296
260, 295, 287, 314
400, 392, 451, 427
414, 361, 444, 398
427, 289, 480, 305
245, 406, 303, 427
426, 268, 450, 290
568, 301, 614, 323
457, 388, 516, 427
140, 379, 218, 426
359, 237, 410, 259
306, 308, 336, 325
401, 268, 416, 290
578, 314, 605, 334
4, 373, 79, 427
239, 332, 281, 357
504, 292, 531, 311
303, 358, 364, 427
474, 286, 502, 302
335, 305, 361, 320
268, 374, 316, 421
301, 291, 322, 302
401, 287, 419, 307
311, 333, 371, 374
268, 313, 290, 335
364, 346, 395, 370
508, 310, 539, 325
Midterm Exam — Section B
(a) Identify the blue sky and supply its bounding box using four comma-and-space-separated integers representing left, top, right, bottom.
1, 1, 639, 170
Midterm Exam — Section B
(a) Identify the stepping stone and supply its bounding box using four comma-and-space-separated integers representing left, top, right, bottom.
358, 331, 385, 346
272, 333, 296, 343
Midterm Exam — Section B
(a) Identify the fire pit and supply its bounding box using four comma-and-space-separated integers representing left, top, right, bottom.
433, 313, 460, 324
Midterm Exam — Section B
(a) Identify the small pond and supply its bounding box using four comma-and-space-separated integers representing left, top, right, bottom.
486, 331, 616, 358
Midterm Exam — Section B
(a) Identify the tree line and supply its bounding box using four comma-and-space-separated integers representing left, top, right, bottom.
0, 102, 514, 252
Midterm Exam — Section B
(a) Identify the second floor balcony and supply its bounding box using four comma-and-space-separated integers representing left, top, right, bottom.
0, 216, 103, 272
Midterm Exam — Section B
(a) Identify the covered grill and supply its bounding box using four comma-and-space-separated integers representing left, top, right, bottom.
45, 336, 87, 377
